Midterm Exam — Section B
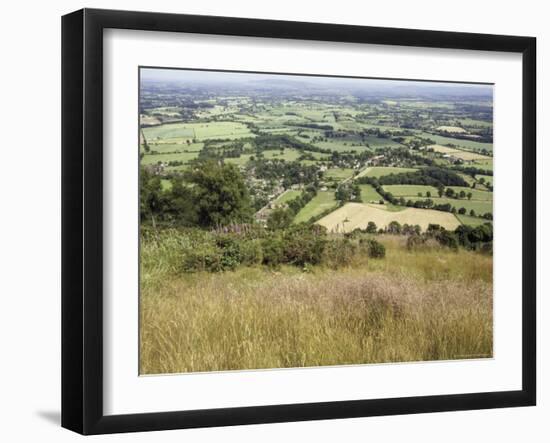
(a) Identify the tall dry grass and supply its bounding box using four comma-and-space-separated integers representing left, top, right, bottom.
140, 236, 492, 374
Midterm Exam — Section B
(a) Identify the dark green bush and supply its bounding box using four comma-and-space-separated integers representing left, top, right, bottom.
361, 238, 386, 258
323, 238, 357, 268
261, 236, 286, 267
239, 239, 263, 266
182, 243, 223, 272
282, 225, 327, 266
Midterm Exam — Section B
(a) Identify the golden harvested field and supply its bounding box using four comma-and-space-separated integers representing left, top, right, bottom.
429, 144, 491, 161
317, 203, 461, 232
436, 125, 467, 133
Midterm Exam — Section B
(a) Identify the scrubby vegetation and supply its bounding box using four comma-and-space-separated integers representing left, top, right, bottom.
141, 233, 492, 374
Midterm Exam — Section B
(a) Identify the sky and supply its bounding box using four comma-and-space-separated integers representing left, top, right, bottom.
140, 67, 493, 97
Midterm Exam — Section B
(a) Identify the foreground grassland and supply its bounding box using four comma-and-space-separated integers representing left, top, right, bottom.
140, 235, 493, 374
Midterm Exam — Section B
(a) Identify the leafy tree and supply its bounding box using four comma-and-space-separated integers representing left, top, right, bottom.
445, 188, 455, 198
185, 160, 253, 227
387, 221, 402, 234
366, 221, 377, 234
467, 192, 473, 200
267, 208, 294, 230
139, 167, 165, 226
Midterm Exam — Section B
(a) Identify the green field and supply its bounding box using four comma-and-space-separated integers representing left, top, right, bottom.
429, 198, 492, 215
324, 168, 356, 181
475, 175, 493, 186
143, 121, 254, 142
142, 142, 204, 154
314, 140, 370, 153
141, 151, 200, 166
274, 190, 302, 204
359, 184, 382, 203
382, 185, 439, 198
456, 214, 492, 227
294, 191, 338, 223
472, 160, 493, 171
224, 154, 254, 166
456, 118, 493, 128
448, 187, 492, 201
357, 166, 418, 179
418, 131, 493, 152
262, 148, 302, 162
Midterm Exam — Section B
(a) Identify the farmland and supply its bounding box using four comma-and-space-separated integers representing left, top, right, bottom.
317, 203, 461, 232
294, 191, 338, 223
139, 68, 494, 374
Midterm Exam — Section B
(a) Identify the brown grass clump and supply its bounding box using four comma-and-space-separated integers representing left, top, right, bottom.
140, 238, 492, 374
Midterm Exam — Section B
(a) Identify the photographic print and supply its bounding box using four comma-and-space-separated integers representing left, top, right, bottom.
139, 68, 494, 375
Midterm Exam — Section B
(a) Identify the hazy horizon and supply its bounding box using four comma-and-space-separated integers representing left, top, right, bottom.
140, 67, 493, 98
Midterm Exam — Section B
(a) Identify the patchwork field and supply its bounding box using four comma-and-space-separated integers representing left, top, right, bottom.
294, 191, 338, 223
382, 185, 439, 198
359, 184, 382, 203
274, 190, 302, 205
324, 168, 356, 181
421, 132, 493, 152
475, 174, 493, 186
456, 214, 491, 227
317, 203, 461, 232
436, 126, 467, 133
143, 121, 254, 142
140, 151, 200, 167
356, 166, 418, 178
429, 144, 492, 161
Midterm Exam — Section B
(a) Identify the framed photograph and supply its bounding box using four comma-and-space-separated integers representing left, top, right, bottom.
62, 8, 536, 435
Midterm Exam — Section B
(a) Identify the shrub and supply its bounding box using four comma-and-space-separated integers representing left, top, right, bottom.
323, 238, 357, 268
435, 230, 459, 251
261, 236, 285, 267
361, 238, 386, 258
406, 234, 427, 251
282, 225, 327, 266
239, 239, 263, 266
366, 221, 377, 234
182, 243, 223, 272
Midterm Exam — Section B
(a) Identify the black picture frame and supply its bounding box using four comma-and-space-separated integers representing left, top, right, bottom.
62, 8, 536, 435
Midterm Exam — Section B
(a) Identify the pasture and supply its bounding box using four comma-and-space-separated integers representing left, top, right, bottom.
382, 185, 439, 198
324, 168, 356, 181
476, 174, 493, 186
421, 132, 493, 152
429, 144, 492, 161
359, 184, 382, 203
143, 121, 254, 142
140, 151, 200, 166
143, 142, 204, 154
436, 126, 467, 133
427, 198, 492, 215
456, 214, 491, 227
448, 187, 492, 201
294, 191, 338, 223
274, 190, 302, 205
356, 166, 418, 179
